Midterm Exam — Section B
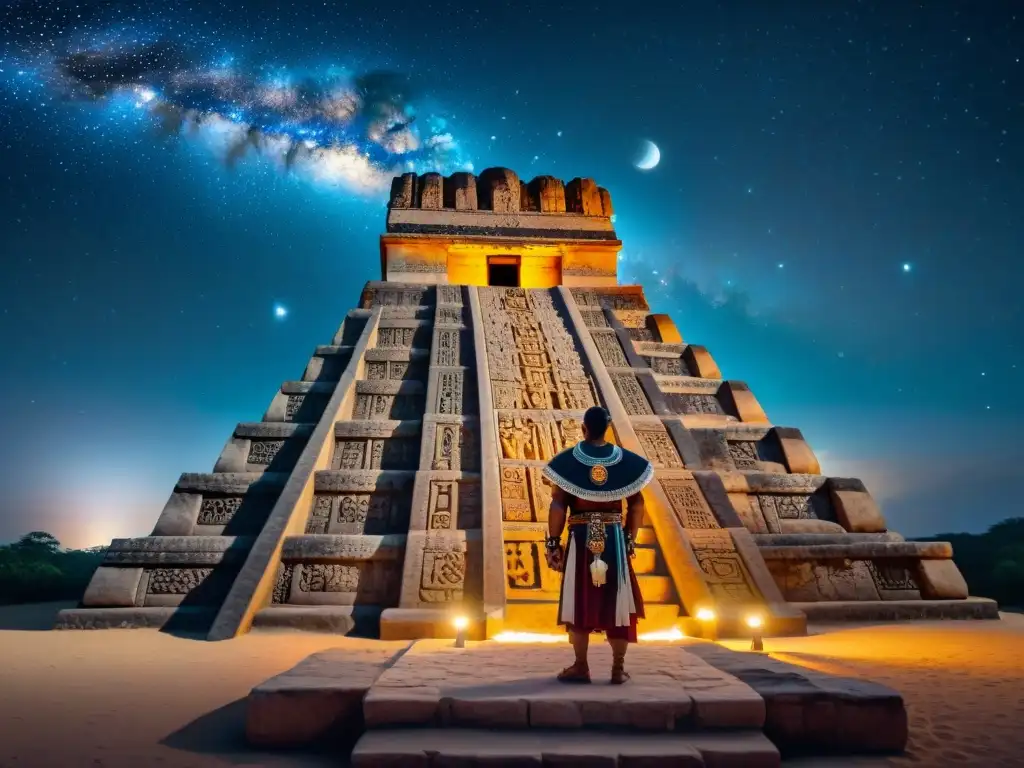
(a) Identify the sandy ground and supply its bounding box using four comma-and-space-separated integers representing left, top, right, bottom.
1, 603, 1022, 767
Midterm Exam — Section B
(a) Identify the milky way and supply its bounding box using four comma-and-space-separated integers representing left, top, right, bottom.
0, 1, 471, 193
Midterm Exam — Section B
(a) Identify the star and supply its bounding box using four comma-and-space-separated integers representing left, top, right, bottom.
274, 304, 288, 319
902, 263, 912, 272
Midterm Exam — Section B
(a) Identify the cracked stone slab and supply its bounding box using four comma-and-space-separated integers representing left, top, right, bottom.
686, 643, 907, 754
362, 640, 764, 731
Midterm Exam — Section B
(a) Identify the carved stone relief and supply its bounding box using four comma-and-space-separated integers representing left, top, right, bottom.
592, 332, 630, 368
611, 373, 653, 415
437, 285, 462, 306
333, 438, 419, 470
299, 564, 360, 593
728, 441, 760, 469
665, 393, 724, 416
752, 493, 833, 522
659, 479, 718, 529
479, 287, 596, 412
615, 310, 649, 328
578, 309, 608, 328
869, 561, 919, 596
435, 329, 461, 366
197, 496, 243, 526
147, 568, 213, 594
499, 464, 555, 523
272, 563, 294, 603
247, 440, 285, 465
436, 306, 464, 326
635, 428, 684, 469
686, 530, 757, 603
506, 542, 541, 589
376, 327, 419, 349
644, 356, 690, 376
419, 544, 466, 603
571, 290, 649, 312
627, 327, 655, 341
367, 288, 427, 308
768, 559, 882, 602
498, 414, 582, 462
431, 424, 479, 471
354, 393, 425, 420
285, 396, 305, 421
437, 371, 465, 415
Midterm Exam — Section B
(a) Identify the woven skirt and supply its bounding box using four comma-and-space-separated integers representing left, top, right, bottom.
556, 523, 645, 642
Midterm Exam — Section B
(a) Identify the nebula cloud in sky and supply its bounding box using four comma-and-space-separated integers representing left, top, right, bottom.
0, 3, 472, 194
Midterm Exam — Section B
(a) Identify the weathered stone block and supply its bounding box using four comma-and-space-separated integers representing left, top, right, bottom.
151, 492, 201, 536
565, 177, 603, 215
478, 167, 520, 212
682, 345, 722, 379
647, 314, 683, 344
529, 175, 566, 213
597, 186, 614, 217
418, 172, 443, 210
721, 381, 769, 424
444, 172, 478, 210
773, 427, 821, 475
830, 483, 887, 533
389, 173, 417, 208
81, 567, 143, 607
915, 558, 969, 599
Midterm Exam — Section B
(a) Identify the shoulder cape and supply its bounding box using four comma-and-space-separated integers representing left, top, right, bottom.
542, 442, 654, 503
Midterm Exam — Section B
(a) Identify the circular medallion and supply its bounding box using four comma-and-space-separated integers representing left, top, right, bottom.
590, 464, 609, 486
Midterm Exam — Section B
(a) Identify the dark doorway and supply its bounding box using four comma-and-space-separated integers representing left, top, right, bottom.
487, 257, 520, 287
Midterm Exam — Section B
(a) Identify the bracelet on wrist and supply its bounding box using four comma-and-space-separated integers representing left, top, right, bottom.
544, 536, 561, 551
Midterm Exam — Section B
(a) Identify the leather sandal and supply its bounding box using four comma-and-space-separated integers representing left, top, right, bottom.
610, 657, 630, 685
557, 661, 592, 684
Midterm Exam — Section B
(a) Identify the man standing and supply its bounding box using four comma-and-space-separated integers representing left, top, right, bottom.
543, 406, 655, 684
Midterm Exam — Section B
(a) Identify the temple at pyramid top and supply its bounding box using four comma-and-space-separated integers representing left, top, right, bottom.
383, 168, 620, 287
57, 166, 997, 641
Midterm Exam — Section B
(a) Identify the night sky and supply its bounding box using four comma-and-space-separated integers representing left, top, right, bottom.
1, 1, 1021, 549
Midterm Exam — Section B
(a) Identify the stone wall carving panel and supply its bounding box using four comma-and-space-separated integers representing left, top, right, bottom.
615, 310, 649, 328
431, 423, 479, 471
592, 331, 630, 368
366, 287, 428, 308
272, 563, 294, 603
247, 440, 285, 465
333, 438, 419, 471
499, 464, 556, 523
571, 290, 649, 312
752, 493, 834, 522
147, 568, 213, 594
435, 329, 461, 366
197, 496, 243, 526
436, 306, 465, 326
728, 441, 760, 469
498, 414, 582, 462
299, 563, 360, 593
611, 373, 653, 415
437, 371, 465, 415
354, 393, 425, 421
419, 542, 466, 603
644, 356, 691, 376
635, 428, 684, 469
479, 287, 596, 411
376, 326, 431, 349
768, 559, 882, 602
665, 393, 725, 416
869, 561, 920, 597
285, 395, 305, 421
659, 478, 719, 529
437, 285, 463, 306
627, 327, 655, 342
686, 530, 758, 603
578, 309, 609, 328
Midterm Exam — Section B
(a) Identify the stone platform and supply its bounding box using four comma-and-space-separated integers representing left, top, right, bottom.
245, 638, 908, 766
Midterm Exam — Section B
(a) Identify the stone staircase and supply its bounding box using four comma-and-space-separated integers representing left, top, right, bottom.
246, 639, 909, 766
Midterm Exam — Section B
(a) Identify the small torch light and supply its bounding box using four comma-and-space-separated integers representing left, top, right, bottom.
746, 614, 764, 652
453, 615, 469, 649
695, 607, 718, 641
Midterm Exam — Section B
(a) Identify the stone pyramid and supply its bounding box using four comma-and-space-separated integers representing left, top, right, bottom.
59, 167, 997, 640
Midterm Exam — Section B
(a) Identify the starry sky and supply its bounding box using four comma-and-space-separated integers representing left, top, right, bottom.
1, 1, 1021, 549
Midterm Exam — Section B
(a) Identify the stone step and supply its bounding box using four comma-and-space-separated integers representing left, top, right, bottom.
503, 601, 680, 635
638, 574, 674, 602
352, 728, 780, 767
794, 597, 999, 622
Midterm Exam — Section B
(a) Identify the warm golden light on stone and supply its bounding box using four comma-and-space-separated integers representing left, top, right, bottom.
696, 607, 717, 622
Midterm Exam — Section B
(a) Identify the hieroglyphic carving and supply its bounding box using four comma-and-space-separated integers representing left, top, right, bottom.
615, 310, 649, 328
285, 396, 305, 421
635, 428, 684, 468
436, 306, 464, 326
562, 265, 616, 277
479, 287, 595, 411
768, 560, 881, 602
376, 327, 417, 348
148, 568, 213, 594
366, 362, 387, 380
431, 424, 477, 471
572, 290, 649, 312
659, 479, 718, 529
336, 440, 365, 470
728, 441, 760, 469
428, 481, 455, 530
592, 332, 629, 368
419, 545, 466, 603
505, 542, 540, 589
645, 356, 690, 376
368, 288, 426, 307
627, 327, 655, 341
437, 285, 462, 305
333, 439, 418, 470
869, 562, 918, 593
578, 309, 609, 328
247, 440, 285, 465
666, 393, 724, 416
298, 564, 360, 593
500, 465, 532, 521
437, 371, 464, 415
354, 393, 424, 420
306, 495, 332, 534
197, 496, 243, 526
686, 530, 757, 603
435, 329, 460, 366
754, 494, 817, 520
389, 258, 446, 273
611, 373, 653, 415
272, 563, 294, 603
498, 414, 581, 461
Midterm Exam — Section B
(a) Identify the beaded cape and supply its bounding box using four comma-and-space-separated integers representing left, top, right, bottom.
542, 441, 654, 503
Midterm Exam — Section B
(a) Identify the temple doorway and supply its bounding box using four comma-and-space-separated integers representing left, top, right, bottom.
487, 256, 520, 287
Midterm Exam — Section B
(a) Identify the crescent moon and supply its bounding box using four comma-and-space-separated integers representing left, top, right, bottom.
635, 140, 660, 171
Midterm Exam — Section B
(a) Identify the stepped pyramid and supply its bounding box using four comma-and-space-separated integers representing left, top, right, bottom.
59, 167, 997, 640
